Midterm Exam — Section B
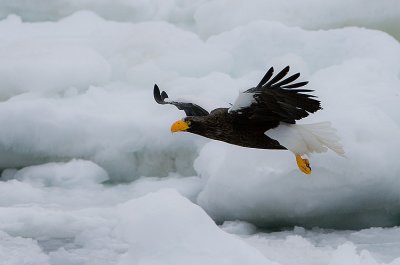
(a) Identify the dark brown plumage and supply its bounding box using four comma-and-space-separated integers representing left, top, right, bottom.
183, 109, 286, 149
154, 66, 321, 150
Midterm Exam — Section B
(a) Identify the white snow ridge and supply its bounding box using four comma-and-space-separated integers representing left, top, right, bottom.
1, 1, 400, 265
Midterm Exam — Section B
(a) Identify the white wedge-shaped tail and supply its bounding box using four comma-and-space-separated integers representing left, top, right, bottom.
265, 122, 344, 156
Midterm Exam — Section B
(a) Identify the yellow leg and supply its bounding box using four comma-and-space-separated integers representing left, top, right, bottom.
296, 154, 312, 174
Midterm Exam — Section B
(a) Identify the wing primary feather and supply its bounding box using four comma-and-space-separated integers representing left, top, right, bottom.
271, 72, 300, 88
153, 84, 170, 104
281, 81, 309, 88
153, 84, 210, 116
230, 66, 321, 124
263, 66, 290, 87
287, 89, 314, 93
256, 67, 274, 88
161, 91, 168, 101
153, 84, 165, 104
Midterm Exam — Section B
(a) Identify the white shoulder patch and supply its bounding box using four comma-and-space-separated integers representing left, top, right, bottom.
228, 91, 256, 113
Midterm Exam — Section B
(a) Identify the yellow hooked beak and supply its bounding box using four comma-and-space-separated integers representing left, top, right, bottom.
171, 120, 190, 133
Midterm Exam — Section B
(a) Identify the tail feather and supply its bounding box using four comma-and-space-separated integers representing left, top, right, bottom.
265, 122, 345, 156
300, 122, 345, 156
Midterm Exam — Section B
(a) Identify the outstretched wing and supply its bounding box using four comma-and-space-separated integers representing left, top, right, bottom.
154, 84, 209, 116
229, 66, 321, 124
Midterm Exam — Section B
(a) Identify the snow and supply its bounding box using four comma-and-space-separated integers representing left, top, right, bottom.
0, 1, 400, 265
2, 160, 109, 188
116, 190, 273, 265
0, 41, 111, 99
0, 231, 50, 265
238, 225, 400, 265
194, 0, 400, 39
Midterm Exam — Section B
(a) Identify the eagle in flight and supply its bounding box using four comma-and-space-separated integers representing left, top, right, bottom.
154, 66, 344, 174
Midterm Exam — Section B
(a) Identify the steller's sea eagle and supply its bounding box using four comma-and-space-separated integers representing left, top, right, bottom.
154, 66, 344, 174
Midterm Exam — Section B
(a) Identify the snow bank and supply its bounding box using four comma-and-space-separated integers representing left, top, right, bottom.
0, 189, 273, 265
196, 120, 400, 228
2, 159, 108, 188
206, 21, 400, 75
0, 0, 204, 24
0, 85, 200, 180
2, 0, 399, 42
1, 187, 399, 265
0, 163, 202, 209
0, 231, 50, 265
0, 40, 110, 99
0, 12, 233, 180
195, 20, 400, 230
234, 225, 400, 265
116, 189, 273, 265
194, 0, 400, 39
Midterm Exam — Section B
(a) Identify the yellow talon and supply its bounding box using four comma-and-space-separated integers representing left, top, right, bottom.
296, 154, 312, 174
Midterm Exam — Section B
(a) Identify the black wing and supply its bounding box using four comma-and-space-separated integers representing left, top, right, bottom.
153, 84, 209, 116
230, 66, 321, 124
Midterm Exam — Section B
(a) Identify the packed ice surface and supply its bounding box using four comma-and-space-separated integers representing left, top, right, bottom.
116, 190, 272, 265
1, 1, 400, 264
221, 222, 400, 265
1, 0, 399, 39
